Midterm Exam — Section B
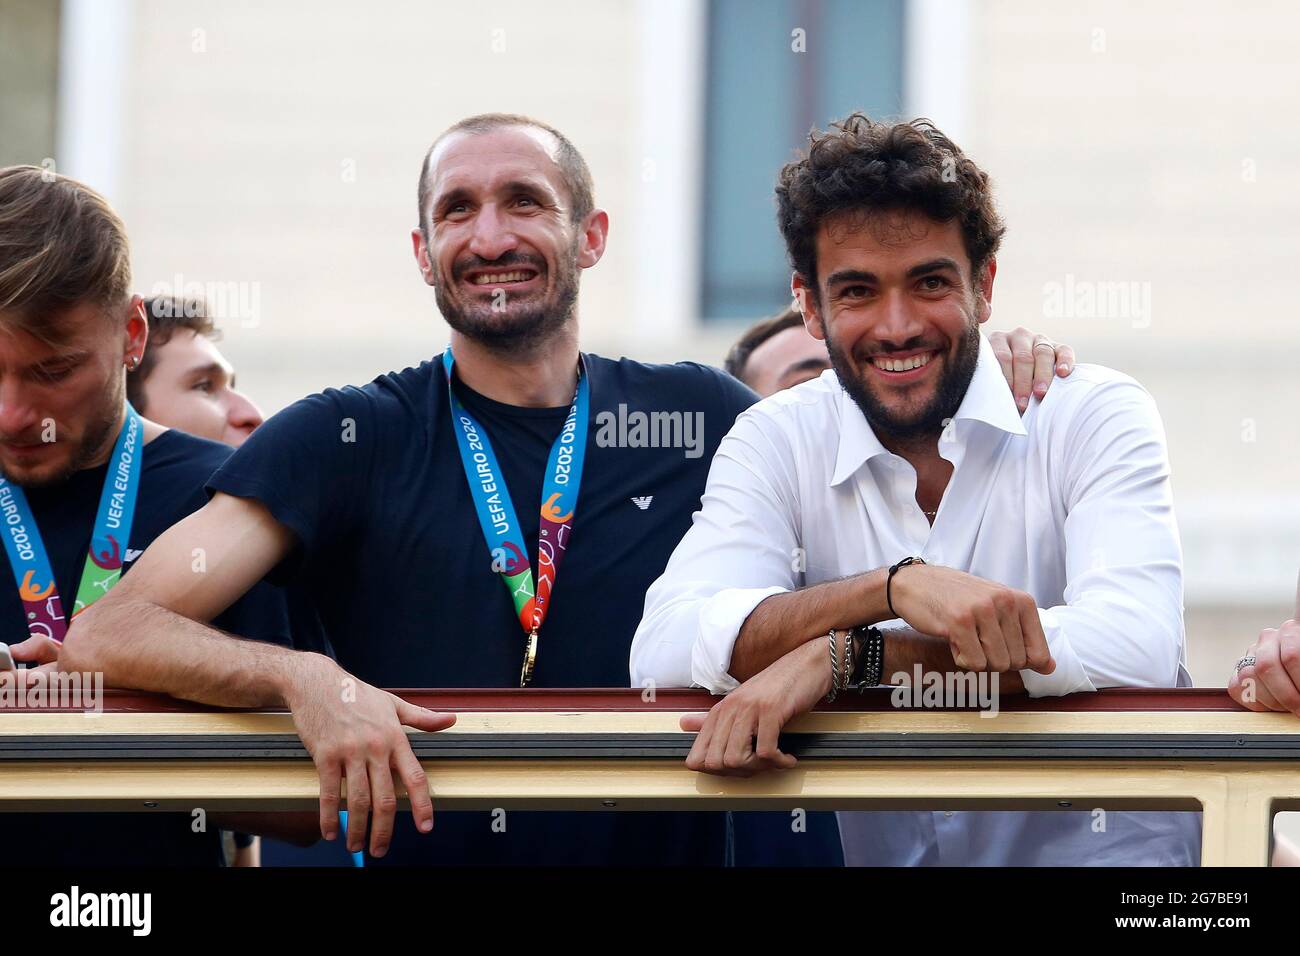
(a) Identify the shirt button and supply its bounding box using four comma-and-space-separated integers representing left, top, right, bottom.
944, 811, 955, 818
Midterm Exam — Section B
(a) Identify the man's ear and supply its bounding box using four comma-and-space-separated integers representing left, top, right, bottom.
974, 257, 997, 325
124, 295, 148, 362
792, 273, 826, 340
411, 227, 436, 285
576, 209, 609, 270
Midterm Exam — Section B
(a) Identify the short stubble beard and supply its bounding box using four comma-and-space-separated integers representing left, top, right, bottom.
1, 386, 123, 489
826, 312, 982, 445
432, 235, 582, 357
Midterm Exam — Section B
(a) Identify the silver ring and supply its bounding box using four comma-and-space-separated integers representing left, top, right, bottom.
1031, 341, 1056, 353
1235, 655, 1257, 673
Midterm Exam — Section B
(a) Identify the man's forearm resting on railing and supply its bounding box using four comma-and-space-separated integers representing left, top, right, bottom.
56, 493, 456, 859
727, 563, 1050, 688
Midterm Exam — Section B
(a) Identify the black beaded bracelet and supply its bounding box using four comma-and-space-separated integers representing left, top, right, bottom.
886, 556, 926, 618
848, 625, 885, 689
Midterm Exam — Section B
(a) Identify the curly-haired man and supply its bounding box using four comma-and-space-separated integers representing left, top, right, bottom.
633, 113, 1201, 866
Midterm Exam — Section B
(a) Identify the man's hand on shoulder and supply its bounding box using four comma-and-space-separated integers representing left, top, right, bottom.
280, 654, 456, 857
987, 326, 1075, 413
889, 563, 1056, 676
681, 638, 827, 777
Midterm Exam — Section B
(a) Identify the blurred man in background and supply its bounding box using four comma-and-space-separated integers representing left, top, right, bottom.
725, 305, 830, 397
127, 296, 263, 447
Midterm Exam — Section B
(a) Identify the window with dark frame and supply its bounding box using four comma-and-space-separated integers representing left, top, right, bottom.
700, 0, 905, 323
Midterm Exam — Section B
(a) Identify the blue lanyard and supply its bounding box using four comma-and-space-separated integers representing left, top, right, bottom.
0, 404, 143, 642
441, 348, 590, 685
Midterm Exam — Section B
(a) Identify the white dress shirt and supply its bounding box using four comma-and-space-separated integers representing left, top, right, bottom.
631, 333, 1199, 866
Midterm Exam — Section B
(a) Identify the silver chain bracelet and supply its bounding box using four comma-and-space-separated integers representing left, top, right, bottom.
826, 629, 840, 702
841, 628, 854, 694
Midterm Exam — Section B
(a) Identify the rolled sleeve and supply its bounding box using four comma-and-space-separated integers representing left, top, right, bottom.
689, 586, 789, 693
1019, 607, 1097, 697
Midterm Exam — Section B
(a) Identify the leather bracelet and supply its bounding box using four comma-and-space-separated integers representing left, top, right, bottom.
849, 625, 885, 689
848, 629, 867, 685
886, 556, 926, 618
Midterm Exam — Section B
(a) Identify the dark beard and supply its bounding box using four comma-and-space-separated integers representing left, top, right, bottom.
826, 320, 981, 443
433, 245, 580, 356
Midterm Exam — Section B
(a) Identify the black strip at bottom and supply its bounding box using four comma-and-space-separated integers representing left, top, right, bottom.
5, 732, 1300, 761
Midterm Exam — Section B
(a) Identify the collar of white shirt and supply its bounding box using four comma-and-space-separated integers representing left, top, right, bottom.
831, 333, 1027, 487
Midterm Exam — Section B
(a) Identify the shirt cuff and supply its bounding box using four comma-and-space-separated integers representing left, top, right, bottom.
1019, 607, 1098, 698
689, 586, 790, 694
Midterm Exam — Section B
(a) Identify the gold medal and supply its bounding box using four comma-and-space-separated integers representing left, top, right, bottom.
519, 626, 539, 687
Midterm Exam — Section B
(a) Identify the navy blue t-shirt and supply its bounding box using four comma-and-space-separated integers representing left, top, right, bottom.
209, 354, 778, 865
210, 355, 756, 688
2, 428, 296, 866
